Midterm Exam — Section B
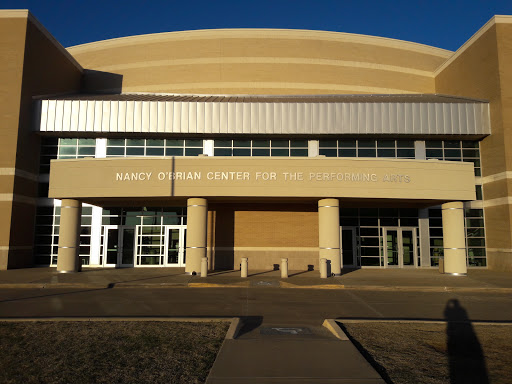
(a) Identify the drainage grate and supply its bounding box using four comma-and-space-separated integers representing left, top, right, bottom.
260, 327, 312, 335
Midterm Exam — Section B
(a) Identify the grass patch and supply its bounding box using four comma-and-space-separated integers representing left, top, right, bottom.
0, 321, 229, 384
341, 322, 512, 384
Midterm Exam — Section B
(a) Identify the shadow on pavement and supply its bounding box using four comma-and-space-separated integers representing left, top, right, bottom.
444, 299, 489, 384
236, 316, 264, 338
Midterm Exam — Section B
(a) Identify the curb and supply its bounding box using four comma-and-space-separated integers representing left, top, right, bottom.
0, 282, 511, 292
0, 316, 234, 323
322, 319, 349, 340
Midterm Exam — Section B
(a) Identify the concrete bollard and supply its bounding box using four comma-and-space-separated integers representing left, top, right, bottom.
320, 258, 328, 279
241, 257, 248, 278
281, 258, 288, 278
201, 257, 208, 277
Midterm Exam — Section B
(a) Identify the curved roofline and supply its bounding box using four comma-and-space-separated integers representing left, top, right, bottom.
67, 28, 452, 58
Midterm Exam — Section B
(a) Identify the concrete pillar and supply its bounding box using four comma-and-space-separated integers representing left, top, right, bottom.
318, 198, 341, 276
281, 258, 288, 278
241, 258, 248, 278
185, 198, 208, 274
320, 258, 328, 279
201, 257, 208, 277
56, 199, 82, 273
442, 202, 467, 275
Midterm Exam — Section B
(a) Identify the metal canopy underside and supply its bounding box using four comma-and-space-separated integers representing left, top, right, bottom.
36, 93, 490, 137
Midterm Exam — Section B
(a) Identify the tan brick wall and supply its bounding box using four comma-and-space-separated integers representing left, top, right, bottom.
435, 20, 512, 270
69, 29, 450, 95
0, 12, 82, 269
208, 203, 319, 270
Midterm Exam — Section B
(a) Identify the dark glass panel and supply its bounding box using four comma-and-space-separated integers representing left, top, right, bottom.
252, 140, 270, 147
214, 148, 232, 156
467, 238, 485, 247
233, 140, 250, 147
339, 149, 356, 157
126, 147, 144, 156
290, 149, 308, 157
290, 140, 308, 148
271, 139, 288, 147
146, 147, 165, 156
78, 147, 95, 156
426, 149, 443, 158
166, 148, 184, 156
146, 139, 164, 146
377, 139, 395, 148
166, 139, 184, 147
60, 138, 77, 145
271, 149, 289, 156
107, 139, 125, 146
358, 148, 376, 157
185, 139, 202, 147
380, 217, 398, 226
467, 248, 486, 257
252, 149, 270, 156
444, 141, 461, 148
126, 139, 144, 146
377, 149, 396, 158
396, 149, 415, 158
106, 147, 125, 156
319, 149, 337, 157
462, 141, 479, 148
78, 138, 95, 145
339, 139, 356, 148
358, 139, 375, 148
184, 148, 203, 156
233, 148, 251, 156
396, 140, 415, 148
319, 139, 336, 147
425, 141, 442, 148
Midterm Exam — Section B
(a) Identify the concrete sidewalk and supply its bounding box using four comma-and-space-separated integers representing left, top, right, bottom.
0, 267, 510, 292
207, 319, 385, 383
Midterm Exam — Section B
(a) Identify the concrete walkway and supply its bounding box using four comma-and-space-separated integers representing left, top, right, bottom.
0, 267, 511, 292
207, 320, 385, 383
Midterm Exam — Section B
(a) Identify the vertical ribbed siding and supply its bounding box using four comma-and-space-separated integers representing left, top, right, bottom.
36, 99, 491, 136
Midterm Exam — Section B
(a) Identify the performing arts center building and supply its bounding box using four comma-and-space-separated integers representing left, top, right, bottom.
2, 10, 512, 275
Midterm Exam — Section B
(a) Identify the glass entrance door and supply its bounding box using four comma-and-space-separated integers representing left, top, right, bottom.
340, 227, 357, 267
164, 226, 186, 267
102, 226, 135, 267
383, 227, 417, 268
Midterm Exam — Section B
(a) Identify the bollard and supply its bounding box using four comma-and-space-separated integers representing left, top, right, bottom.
201, 257, 208, 277
281, 258, 288, 278
241, 257, 248, 278
320, 258, 328, 279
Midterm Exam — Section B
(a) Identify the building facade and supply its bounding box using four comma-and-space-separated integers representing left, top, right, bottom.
1, 10, 512, 273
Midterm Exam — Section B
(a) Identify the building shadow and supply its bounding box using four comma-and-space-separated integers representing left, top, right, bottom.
81, 70, 123, 94
444, 299, 489, 384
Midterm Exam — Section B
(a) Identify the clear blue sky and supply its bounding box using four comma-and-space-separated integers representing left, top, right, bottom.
3, 0, 512, 51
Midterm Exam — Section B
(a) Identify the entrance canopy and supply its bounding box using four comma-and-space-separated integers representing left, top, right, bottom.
49, 157, 476, 206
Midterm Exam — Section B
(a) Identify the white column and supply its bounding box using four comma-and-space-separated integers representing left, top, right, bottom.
185, 198, 208, 274
318, 198, 341, 276
442, 202, 467, 275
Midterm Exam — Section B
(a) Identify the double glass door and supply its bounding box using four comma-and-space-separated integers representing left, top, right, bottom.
103, 226, 135, 267
382, 227, 417, 268
102, 225, 186, 267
